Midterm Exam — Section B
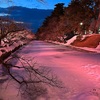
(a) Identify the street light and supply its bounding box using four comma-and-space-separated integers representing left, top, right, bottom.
79, 22, 83, 34
80, 22, 83, 26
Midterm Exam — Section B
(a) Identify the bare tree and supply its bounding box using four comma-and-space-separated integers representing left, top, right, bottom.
0, 17, 26, 47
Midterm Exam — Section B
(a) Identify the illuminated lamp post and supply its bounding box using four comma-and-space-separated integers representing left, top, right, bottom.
79, 22, 83, 34
80, 22, 83, 26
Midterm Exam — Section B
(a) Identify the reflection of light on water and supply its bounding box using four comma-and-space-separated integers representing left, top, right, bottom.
0, 13, 10, 16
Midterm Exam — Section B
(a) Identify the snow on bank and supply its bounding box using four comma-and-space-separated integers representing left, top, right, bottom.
46, 35, 77, 47
0, 30, 34, 100
0, 30, 34, 56
47, 35, 100, 53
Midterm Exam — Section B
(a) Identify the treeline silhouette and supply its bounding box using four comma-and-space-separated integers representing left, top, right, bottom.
36, 0, 100, 41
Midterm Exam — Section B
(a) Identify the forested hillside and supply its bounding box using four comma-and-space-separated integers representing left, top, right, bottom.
36, 0, 100, 41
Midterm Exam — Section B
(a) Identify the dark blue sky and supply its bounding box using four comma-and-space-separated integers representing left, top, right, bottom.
0, 0, 71, 9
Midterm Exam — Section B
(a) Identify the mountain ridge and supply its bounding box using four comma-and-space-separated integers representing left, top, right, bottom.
0, 6, 53, 33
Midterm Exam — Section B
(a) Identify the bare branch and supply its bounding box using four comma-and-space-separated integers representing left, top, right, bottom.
0, 54, 63, 99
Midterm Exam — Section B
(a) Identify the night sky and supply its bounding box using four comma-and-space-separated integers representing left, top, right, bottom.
0, 0, 71, 9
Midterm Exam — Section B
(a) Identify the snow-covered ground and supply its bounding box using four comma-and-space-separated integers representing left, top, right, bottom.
20, 41, 100, 100
0, 33, 100, 100
48, 35, 100, 53
0, 40, 100, 100
0, 30, 34, 100
0, 30, 34, 57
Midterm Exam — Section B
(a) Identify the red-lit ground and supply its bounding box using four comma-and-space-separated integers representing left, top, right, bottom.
0, 40, 100, 100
